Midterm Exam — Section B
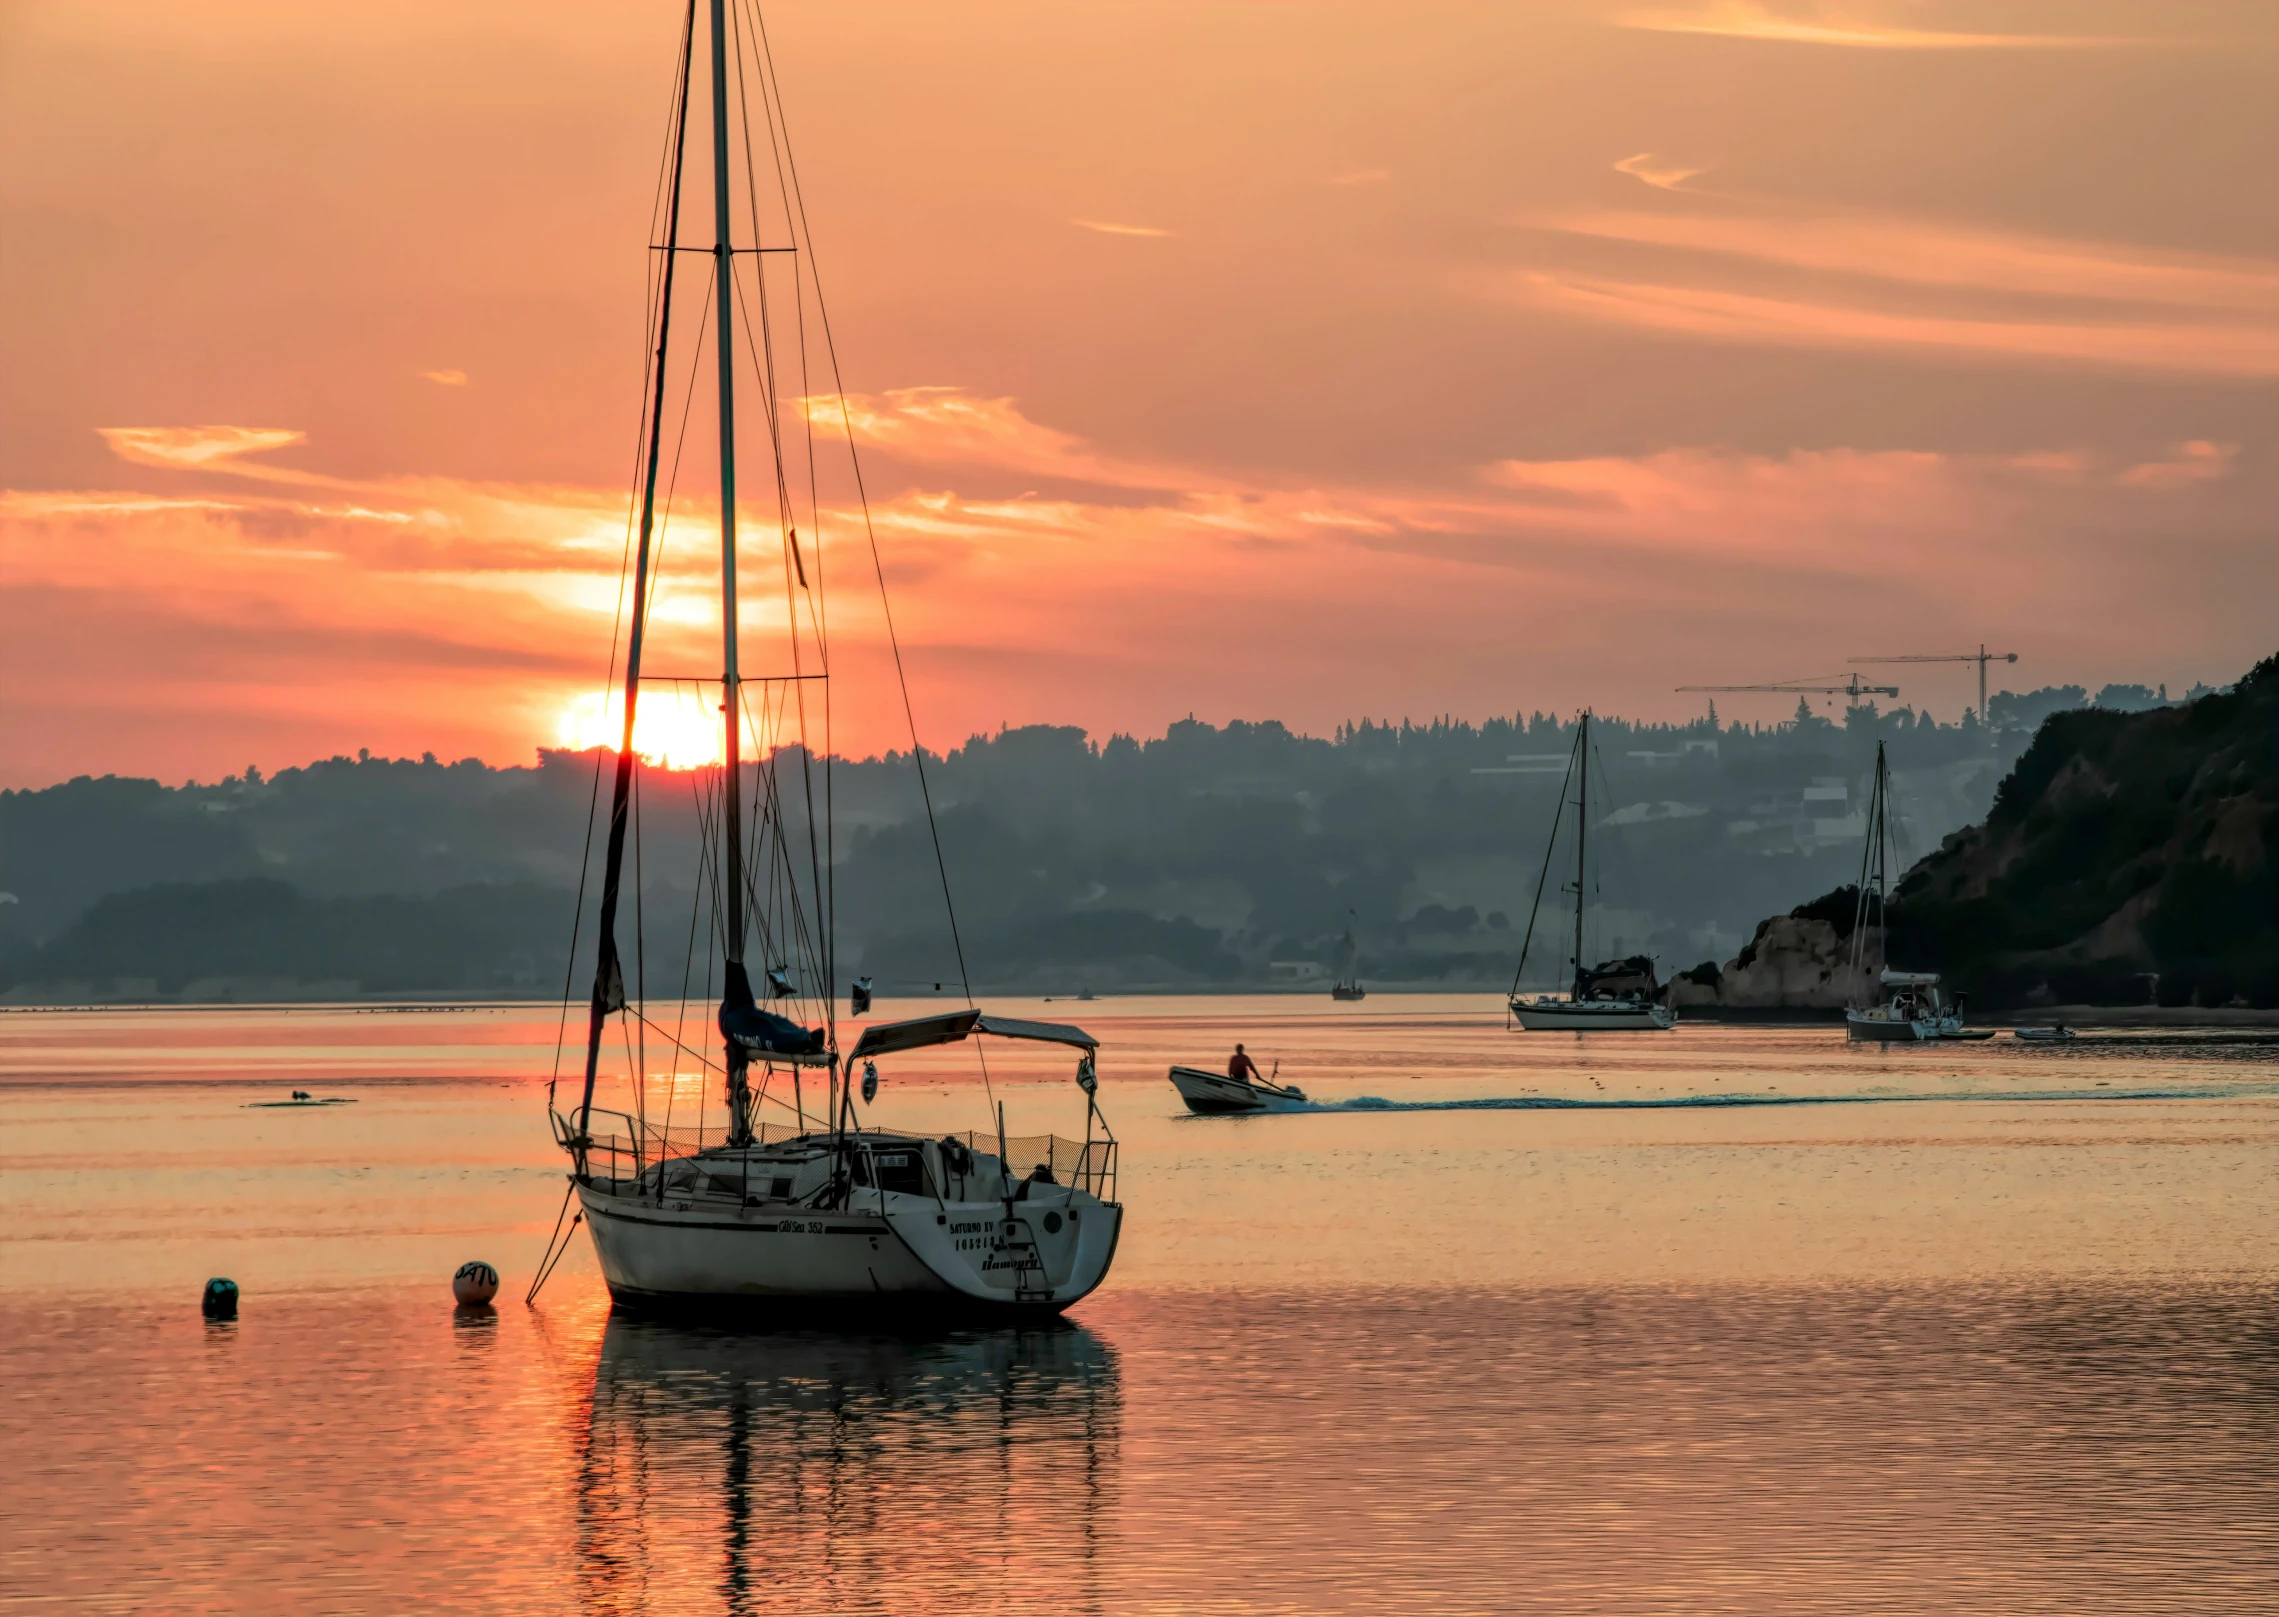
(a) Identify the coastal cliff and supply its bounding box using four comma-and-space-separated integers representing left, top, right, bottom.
1885, 652, 2276, 1007
1681, 654, 2276, 1011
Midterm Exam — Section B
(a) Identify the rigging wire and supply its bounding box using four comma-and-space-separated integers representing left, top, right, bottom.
550, 10, 694, 1110
748, 0, 993, 1111
732, 0, 836, 1061
1508, 723, 1582, 1002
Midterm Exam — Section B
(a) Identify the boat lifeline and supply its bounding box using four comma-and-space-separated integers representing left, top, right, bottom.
1507, 714, 1676, 1032
533, 0, 1120, 1318
1842, 742, 1990, 1042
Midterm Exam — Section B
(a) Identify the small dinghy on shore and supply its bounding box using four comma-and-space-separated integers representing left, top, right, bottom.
1168, 1065, 1310, 1115
2014, 1025, 2078, 1042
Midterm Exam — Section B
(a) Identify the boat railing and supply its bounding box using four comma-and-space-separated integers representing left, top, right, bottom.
555, 1109, 1116, 1203
555, 1106, 821, 1191
946, 1130, 1118, 1204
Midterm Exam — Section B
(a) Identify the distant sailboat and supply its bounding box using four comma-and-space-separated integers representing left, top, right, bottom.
1844, 742, 1990, 1042
1330, 913, 1367, 1001
1508, 714, 1675, 1032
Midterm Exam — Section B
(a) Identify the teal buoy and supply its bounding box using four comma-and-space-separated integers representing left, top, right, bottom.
202, 1278, 239, 1320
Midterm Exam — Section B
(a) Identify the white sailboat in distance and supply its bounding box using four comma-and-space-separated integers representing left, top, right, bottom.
1507, 714, 1676, 1031
1330, 912, 1366, 1001
1843, 742, 1992, 1042
532, 0, 1121, 1318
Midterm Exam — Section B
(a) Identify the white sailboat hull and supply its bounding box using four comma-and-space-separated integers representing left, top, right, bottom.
580, 1179, 1122, 1317
1510, 998, 1676, 1032
1846, 1007, 1933, 1041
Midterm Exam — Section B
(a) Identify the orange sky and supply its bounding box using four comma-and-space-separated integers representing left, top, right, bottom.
2, 0, 2273, 786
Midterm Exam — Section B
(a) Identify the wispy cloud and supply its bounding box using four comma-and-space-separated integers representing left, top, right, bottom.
421, 369, 469, 387
2118, 440, 2237, 489
1503, 204, 2279, 376
1617, 2, 2142, 50
1550, 210, 2279, 311
11, 390, 2267, 783
1612, 153, 1707, 191
1071, 218, 1172, 238
98, 426, 306, 473
802, 386, 1198, 493
1328, 167, 1392, 187
1507, 270, 2279, 376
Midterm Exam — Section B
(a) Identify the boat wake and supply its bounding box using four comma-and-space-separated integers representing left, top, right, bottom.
1196, 1086, 2249, 1115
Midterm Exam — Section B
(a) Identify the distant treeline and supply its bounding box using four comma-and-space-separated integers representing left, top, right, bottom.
0, 683, 2219, 1000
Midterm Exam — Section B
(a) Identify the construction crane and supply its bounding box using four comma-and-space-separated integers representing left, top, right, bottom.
1849, 645, 2017, 723
1675, 673, 1900, 712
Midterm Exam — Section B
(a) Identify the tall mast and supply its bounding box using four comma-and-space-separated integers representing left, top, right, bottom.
1572, 712, 1589, 997
1848, 741, 1886, 1001
711, 0, 754, 1146
577, 0, 695, 1133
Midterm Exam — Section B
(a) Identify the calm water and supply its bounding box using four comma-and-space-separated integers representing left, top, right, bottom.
3, 997, 2276, 1613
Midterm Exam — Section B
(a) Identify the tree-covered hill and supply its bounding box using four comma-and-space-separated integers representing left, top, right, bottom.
0, 689, 2183, 999
1887, 654, 2277, 1007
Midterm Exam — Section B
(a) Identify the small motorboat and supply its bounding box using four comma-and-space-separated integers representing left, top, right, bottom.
2013, 1025, 2078, 1042
1168, 1065, 1310, 1115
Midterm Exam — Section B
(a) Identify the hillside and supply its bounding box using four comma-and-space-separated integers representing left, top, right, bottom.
1681, 655, 2277, 1010
2, 703, 2027, 1000
1887, 654, 2277, 1008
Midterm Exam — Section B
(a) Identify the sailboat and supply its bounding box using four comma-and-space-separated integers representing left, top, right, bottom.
1330, 912, 1366, 1001
1844, 742, 1990, 1042
1507, 714, 1676, 1031
535, 0, 1122, 1317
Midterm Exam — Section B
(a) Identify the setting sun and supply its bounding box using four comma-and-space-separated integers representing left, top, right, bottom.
556, 685, 752, 770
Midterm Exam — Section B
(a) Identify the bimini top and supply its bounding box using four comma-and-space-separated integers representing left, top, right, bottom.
1880, 969, 1942, 986
850, 1008, 1099, 1060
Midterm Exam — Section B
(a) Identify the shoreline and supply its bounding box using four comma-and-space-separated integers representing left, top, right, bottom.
3, 992, 2275, 1029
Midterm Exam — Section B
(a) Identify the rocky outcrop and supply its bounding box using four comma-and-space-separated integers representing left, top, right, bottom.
1671, 904, 1881, 1009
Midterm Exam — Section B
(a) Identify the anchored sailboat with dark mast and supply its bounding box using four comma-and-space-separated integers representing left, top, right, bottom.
1844, 742, 1989, 1042
532, 0, 1121, 1316
1507, 713, 1675, 1032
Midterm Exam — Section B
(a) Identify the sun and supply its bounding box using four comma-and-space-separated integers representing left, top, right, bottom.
556, 687, 752, 770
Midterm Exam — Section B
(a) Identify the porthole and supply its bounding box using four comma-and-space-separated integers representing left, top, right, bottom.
1043, 1211, 1064, 1234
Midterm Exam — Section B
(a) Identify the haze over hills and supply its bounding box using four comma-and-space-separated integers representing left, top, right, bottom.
0, 682, 2234, 1002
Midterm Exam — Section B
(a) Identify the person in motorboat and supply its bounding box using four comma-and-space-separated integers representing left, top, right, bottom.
1228, 1044, 1263, 1084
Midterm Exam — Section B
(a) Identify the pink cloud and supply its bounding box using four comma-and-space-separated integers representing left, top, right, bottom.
1617, 3, 2145, 50
1550, 210, 2279, 312
1505, 270, 2279, 377
2118, 441, 2238, 489
5, 394, 2270, 784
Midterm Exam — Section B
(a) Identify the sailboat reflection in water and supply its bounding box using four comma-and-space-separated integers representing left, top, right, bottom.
534, 0, 1121, 1318
575, 1319, 1122, 1611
